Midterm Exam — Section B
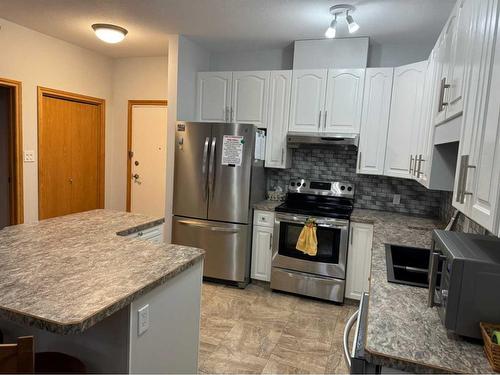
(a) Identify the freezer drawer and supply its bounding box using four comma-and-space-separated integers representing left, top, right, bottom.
172, 216, 250, 283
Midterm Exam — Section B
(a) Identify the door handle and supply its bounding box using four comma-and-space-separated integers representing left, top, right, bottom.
202, 137, 210, 201
343, 310, 359, 369
177, 220, 238, 233
438, 77, 450, 113
208, 137, 217, 199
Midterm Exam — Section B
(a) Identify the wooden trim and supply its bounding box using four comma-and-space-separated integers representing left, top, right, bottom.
126, 100, 168, 212
37, 87, 106, 219
0, 78, 23, 224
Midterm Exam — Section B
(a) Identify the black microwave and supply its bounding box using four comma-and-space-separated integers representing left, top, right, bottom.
428, 230, 500, 339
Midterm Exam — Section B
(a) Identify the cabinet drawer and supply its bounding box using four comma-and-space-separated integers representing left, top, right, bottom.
253, 210, 275, 227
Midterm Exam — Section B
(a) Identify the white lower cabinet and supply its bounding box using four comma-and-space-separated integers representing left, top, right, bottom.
345, 222, 373, 301
251, 210, 275, 282
125, 224, 164, 244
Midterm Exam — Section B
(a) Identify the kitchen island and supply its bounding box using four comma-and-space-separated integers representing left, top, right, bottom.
0, 209, 204, 373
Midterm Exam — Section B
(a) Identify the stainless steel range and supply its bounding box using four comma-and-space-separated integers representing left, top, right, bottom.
271, 179, 354, 303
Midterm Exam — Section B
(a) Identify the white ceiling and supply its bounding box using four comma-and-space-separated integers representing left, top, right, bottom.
0, 0, 456, 58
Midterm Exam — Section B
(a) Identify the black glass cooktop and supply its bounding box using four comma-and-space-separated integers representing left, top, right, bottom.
275, 193, 354, 219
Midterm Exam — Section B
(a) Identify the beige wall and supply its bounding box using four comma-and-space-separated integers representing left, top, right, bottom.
0, 18, 113, 223
110, 57, 168, 210
0, 18, 169, 221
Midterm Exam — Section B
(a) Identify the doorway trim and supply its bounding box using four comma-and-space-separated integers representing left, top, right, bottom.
126, 100, 168, 212
0, 78, 23, 224
37, 86, 106, 218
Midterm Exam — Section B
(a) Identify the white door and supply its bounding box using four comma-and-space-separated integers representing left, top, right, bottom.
196, 72, 232, 122
231, 71, 270, 127
324, 69, 365, 134
265, 70, 292, 169
130, 105, 168, 218
357, 68, 393, 175
384, 61, 426, 179
345, 222, 373, 301
288, 69, 328, 133
251, 225, 273, 282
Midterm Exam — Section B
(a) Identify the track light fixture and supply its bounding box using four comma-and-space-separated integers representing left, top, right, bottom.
325, 4, 360, 38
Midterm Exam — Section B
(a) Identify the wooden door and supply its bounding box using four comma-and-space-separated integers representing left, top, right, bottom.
288, 69, 327, 133
265, 70, 292, 169
357, 68, 393, 175
324, 69, 365, 134
231, 71, 270, 127
39, 89, 104, 219
196, 72, 232, 122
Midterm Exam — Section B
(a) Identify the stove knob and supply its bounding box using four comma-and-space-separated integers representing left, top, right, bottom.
302, 183, 307, 188
347, 186, 353, 192
297, 182, 302, 187
291, 182, 295, 187
340, 186, 346, 191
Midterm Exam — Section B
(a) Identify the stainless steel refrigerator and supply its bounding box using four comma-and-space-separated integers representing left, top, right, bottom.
172, 122, 265, 287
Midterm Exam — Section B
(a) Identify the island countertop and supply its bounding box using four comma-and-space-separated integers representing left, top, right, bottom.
0, 209, 204, 334
351, 209, 491, 374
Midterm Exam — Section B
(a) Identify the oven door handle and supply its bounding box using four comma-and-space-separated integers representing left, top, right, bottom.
277, 218, 349, 230
343, 309, 359, 369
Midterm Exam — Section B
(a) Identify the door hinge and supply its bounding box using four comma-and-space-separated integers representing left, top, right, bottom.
128, 150, 134, 158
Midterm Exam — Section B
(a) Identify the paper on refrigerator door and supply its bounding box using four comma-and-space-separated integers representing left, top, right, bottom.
221, 135, 244, 166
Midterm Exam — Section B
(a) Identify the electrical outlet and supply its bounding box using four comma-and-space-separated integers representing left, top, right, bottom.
393, 194, 401, 205
137, 304, 149, 336
23, 150, 35, 163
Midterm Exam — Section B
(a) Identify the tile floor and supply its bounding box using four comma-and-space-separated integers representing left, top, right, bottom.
198, 281, 358, 374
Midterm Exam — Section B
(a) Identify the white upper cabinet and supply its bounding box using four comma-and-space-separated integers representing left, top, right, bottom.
357, 68, 394, 175
289, 69, 328, 133
231, 71, 270, 128
265, 71, 292, 169
453, 0, 500, 232
324, 69, 365, 134
384, 61, 426, 179
196, 72, 232, 123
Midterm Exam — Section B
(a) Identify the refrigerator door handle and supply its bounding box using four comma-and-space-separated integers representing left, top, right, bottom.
208, 137, 217, 199
177, 219, 239, 233
201, 137, 210, 201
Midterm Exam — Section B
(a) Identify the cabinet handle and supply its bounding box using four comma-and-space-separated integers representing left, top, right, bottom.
417, 154, 426, 178
350, 227, 353, 245
324, 110, 328, 129
318, 110, 322, 129
456, 155, 476, 203
269, 233, 273, 250
230, 107, 234, 122
281, 148, 284, 164
438, 78, 451, 113
224, 106, 229, 122
358, 152, 362, 170
409, 155, 414, 174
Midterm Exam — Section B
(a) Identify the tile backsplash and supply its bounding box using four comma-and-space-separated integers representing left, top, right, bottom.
439, 191, 489, 234
266, 145, 443, 218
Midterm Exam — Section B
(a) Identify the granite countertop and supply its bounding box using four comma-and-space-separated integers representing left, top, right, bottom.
351, 209, 491, 373
0, 209, 204, 335
253, 200, 283, 211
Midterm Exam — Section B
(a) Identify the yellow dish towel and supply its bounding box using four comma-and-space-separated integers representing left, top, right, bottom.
296, 218, 318, 256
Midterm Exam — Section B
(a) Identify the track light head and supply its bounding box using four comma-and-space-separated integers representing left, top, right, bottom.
325, 16, 337, 39
346, 11, 360, 33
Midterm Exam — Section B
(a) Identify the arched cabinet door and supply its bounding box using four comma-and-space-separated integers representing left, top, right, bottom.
324, 69, 365, 134
288, 69, 327, 133
231, 71, 270, 128
196, 72, 232, 122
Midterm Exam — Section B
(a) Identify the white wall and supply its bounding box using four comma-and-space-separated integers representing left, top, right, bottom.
368, 41, 433, 67
0, 87, 10, 229
110, 57, 168, 210
177, 36, 210, 121
0, 18, 113, 223
209, 46, 293, 72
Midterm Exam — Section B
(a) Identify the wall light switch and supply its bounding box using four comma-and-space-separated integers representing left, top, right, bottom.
393, 194, 401, 205
138, 304, 149, 336
23, 150, 35, 163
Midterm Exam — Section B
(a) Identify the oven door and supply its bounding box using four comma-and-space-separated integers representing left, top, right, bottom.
272, 212, 348, 279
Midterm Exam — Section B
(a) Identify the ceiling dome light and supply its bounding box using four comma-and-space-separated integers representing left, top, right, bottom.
346, 12, 360, 33
91, 23, 128, 44
325, 16, 337, 39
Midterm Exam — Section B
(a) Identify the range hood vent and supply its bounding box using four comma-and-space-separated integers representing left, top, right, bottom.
287, 132, 359, 148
